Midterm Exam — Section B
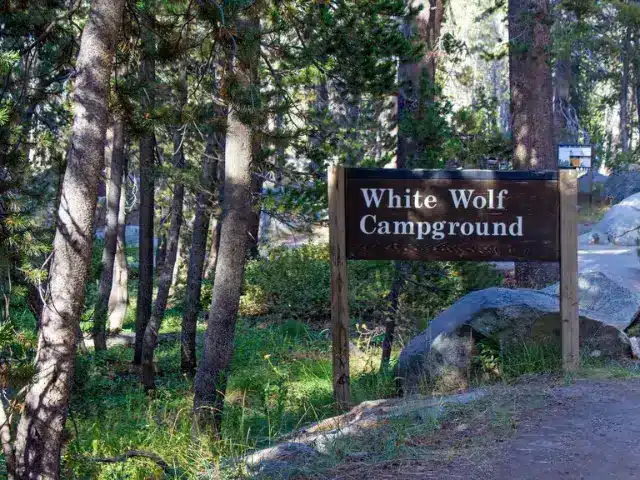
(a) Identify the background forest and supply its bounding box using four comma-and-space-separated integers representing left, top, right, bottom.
1, 0, 639, 478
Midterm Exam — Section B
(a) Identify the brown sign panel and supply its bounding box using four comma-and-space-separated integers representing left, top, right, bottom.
345, 169, 559, 261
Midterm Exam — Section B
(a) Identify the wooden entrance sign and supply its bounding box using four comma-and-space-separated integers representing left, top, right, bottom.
328, 167, 579, 409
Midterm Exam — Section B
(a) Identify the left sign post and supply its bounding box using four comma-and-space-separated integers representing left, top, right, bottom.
328, 165, 350, 409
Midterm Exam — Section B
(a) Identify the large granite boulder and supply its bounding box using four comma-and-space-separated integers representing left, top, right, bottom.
397, 288, 631, 392
542, 271, 640, 331
603, 169, 640, 204
580, 192, 640, 246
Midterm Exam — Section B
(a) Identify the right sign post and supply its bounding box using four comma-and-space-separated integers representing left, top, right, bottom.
559, 168, 579, 373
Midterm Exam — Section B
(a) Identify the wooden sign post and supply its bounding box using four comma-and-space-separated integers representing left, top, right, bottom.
328, 167, 579, 408
559, 169, 579, 372
328, 166, 350, 409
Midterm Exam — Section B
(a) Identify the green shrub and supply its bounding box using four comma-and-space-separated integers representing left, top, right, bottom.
221, 244, 503, 336
236, 244, 394, 321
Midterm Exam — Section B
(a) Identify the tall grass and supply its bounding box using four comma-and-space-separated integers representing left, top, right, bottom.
64, 319, 396, 478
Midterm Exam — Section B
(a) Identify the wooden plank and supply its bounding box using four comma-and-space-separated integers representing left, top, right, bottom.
560, 168, 579, 372
345, 175, 559, 262
328, 165, 350, 409
346, 168, 558, 181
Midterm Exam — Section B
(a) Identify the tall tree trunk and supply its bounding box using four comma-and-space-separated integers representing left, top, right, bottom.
509, 0, 558, 288
134, 23, 156, 365
93, 116, 124, 350
181, 136, 218, 375
246, 175, 261, 258
108, 154, 129, 332
631, 84, 636, 148
397, 0, 444, 167
636, 81, 640, 141
553, 55, 574, 145
140, 70, 187, 390
168, 235, 183, 296
380, 0, 444, 371
204, 216, 222, 279
155, 233, 167, 274
12, 0, 123, 476
204, 155, 225, 280
193, 12, 259, 433
620, 26, 631, 153
425, 0, 444, 84
509, 0, 554, 169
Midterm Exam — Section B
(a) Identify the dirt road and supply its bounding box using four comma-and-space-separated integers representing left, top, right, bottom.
480, 378, 640, 480
337, 377, 640, 480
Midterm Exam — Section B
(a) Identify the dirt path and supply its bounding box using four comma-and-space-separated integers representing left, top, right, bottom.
477, 378, 640, 480
332, 377, 640, 480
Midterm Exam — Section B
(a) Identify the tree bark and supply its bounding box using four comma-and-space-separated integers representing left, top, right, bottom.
193, 12, 258, 433
246, 175, 262, 258
509, 0, 558, 288
13, 0, 123, 476
380, 264, 403, 371
93, 116, 124, 351
620, 26, 631, 153
181, 136, 218, 375
108, 153, 129, 332
204, 216, 222, 279
140, 68, 187, 390
553, 55, 573, 145
134, 22, 156, 365
380, 0, 444, 370
204, 152, 224, 280
636, 81, 640, 141
397, 0, 444, 168
155, 233, 167, 274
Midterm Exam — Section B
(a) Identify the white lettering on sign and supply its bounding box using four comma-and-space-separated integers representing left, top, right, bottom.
358, 187, 522, 240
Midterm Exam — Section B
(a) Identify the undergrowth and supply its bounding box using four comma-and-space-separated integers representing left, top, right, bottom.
63, 319, 397, 479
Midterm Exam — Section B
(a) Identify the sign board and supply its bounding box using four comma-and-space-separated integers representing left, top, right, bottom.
345, 169, 559, 262
558, 145, 592, 169
328, 167, 579, 409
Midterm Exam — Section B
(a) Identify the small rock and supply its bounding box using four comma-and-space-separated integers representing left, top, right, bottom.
589, 350, 602, 358
456, 423, 469, 432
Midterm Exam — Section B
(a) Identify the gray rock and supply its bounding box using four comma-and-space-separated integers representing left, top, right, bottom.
603, 169, 640, 203
398, 288, 631, 392
542, 271, 640, 331
581, 192, 640, 246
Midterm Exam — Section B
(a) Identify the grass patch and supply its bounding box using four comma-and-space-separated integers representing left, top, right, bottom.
64, 319, 397, 478
472, 338, 562, 384
499, 342, 562, 381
